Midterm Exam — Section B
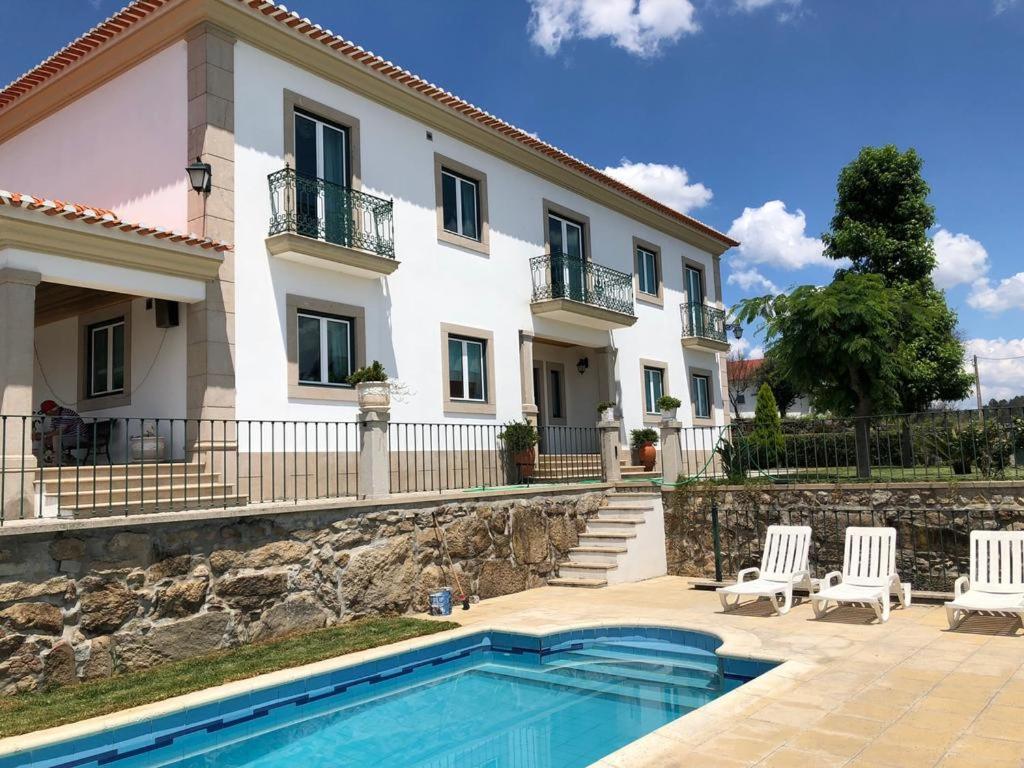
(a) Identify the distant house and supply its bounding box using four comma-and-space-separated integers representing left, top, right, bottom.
727, 358, 812, 419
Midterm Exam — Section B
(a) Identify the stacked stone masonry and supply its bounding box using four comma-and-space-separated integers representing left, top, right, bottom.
0, 490, 602, 693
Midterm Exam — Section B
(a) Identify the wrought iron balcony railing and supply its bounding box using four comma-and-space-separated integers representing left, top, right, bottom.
530, 252, 635, 317
681, 302, 728, 343
267, 167, 395, 259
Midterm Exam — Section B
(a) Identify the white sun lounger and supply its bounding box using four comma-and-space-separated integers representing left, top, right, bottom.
811, 527, 910, 623
946, 531, 1024, 629
718, 525, 813, 615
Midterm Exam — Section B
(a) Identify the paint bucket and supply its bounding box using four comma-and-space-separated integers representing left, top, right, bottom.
429, 588, 453, 616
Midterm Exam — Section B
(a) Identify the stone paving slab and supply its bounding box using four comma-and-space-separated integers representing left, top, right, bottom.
425, 576, 1024, 768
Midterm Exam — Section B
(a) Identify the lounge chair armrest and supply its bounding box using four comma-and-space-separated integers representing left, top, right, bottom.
736, 567, 760, 583
820, 571, 841, 589
953, 575, 969, 599
788, 570, 811, 587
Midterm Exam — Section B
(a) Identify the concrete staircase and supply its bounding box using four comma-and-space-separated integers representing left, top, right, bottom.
33, 460, 246, 518
548, 491, 667, 588
533, 453, 659, 482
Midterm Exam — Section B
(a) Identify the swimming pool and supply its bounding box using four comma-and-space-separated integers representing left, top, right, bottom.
5, 626, 775, 768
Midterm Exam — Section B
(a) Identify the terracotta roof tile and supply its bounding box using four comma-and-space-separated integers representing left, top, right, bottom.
0, 0, 738, 249
0, 189, 232, 252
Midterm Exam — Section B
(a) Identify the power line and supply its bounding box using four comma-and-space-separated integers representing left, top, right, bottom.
974, 354, 1024, 362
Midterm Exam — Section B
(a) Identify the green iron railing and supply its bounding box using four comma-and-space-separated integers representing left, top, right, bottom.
681, 302, 727, 343
267, 167, 395, 259
530, 252, 635, 317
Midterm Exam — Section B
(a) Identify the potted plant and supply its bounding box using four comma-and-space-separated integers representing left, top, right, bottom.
499, 420, 539, 481
347, 360, 390, 408
656, 395, 681, 421
597, 400, 616, 422
630, 428, 659, 471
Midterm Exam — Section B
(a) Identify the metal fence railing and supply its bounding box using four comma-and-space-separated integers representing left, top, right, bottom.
678, 407, 1024, 485
1, 415, 359, 523
387, 422, 511, 494
529, 251, 635, 316
680, 302, 727, 344
699, 503, 997, 593
537, 426, 602, 483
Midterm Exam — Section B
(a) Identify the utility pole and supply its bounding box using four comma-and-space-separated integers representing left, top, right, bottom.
973, 355, 983, 411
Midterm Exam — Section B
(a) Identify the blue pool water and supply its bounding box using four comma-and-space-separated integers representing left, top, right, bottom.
7, 627, 774, 768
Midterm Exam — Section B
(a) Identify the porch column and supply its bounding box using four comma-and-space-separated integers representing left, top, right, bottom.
0, 268, 40, 519
594, 345, 617, 404
519, 331, 538, 426
660, 419, 684, 486
598, 419, 622, 483
186, 24, 237, 480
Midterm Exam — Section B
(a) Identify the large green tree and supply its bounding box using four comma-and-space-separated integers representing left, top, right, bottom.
735, 145, 971, 477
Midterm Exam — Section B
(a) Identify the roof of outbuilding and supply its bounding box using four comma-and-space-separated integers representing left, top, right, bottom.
0, 189, 232, 252
0, 0, 738, 249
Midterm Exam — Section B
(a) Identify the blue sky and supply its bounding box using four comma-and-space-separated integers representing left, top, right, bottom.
2, 0, 1023, 398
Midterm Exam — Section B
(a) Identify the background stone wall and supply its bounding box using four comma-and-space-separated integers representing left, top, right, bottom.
664, 482, 1024, 591
0, 490, 603, 693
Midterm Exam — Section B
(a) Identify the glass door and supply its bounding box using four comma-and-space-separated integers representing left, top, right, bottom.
686, 266, 705, 336
294, 111, 349, 245
548, 214, 585, 301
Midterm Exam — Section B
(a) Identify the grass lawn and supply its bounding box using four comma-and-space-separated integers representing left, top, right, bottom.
0, 616, 458, 739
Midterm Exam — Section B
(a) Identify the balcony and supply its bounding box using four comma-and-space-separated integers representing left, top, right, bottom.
530, 252, 637, 330
681, 302, 730, 352
265, 167, 398, 278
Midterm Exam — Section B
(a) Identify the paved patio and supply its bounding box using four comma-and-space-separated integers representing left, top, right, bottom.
427, 576, 1024, 768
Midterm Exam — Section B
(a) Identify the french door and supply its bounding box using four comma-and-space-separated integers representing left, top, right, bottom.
294, 111, 349, 245
548, 213, 585, 301
686, 266, 705, 335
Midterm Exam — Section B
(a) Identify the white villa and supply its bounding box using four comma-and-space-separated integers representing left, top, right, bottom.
0, 0, 736, 517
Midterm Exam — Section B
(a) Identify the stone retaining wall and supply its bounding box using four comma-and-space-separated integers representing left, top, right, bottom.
0, 489, 603, 693
664, 482, 1024, 590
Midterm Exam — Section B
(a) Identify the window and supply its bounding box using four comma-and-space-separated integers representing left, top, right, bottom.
441, 323, 496, 414
434, 154, 489, 254
441, 169, 480, 241
87, 318, 125, 398
692, 374, 711, 419
448, 336, 487, 401
549, 369, 563, 419
287, 295, 366, 402
636, 247, 658, 295
643, 366, 664, 415
297, 311, 354, 387
294, 110, 350, 245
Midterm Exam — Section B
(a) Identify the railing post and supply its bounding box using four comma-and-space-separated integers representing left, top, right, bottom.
597, 418, 622, 483
358, 406, 391, 500
659, 418, 684, 485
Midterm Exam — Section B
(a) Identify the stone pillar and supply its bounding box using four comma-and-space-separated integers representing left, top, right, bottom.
358, 408, 391, 500
598, 420, 622, 483
519, 331, 538, 426
186, 24, 237, 477
594, 345, 617, 404
660, 419, 684, 485
0, 268, 40, 519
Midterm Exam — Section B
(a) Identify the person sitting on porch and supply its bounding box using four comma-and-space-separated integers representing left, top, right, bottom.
34, 400, 88, 466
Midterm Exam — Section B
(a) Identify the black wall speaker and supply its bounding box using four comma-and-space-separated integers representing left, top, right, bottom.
154, 299, 180, 328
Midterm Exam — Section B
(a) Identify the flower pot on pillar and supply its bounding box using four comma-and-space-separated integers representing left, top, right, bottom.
356, 382, 390, 410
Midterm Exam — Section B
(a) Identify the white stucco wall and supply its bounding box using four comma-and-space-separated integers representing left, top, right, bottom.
0, 43, 188, 230
231, 41, 728, 437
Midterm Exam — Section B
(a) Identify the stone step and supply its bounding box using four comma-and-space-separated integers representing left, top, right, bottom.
38, 461, 205, 481
547, 576, 607, 588
585, 518, 643, 534
578, 531, 637, 546
61, 492, 248, 518
568, 545, 628, 564
48, 481, 233, 505
36, 472, 221, 495
557, 561, 617, 581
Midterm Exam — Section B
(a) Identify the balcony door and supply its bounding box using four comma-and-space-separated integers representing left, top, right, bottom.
294, 110, 349, 245
686, 265, 705, 336
548, 213, 585, 302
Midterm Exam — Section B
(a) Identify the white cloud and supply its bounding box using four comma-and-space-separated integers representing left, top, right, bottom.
968, 273, 1024, 313
995, 0, 1018, 13
733, 0, 801, 18
528, 0, 699, 57
964, 338, 1024, 402
726, 200, 833, 270
729, 337, 765, 360
601, 159, 712, 214
727, 268, 779, 294
932, 228, 989, 290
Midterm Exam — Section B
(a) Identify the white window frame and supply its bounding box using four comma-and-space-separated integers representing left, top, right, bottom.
637, 247, 658, 295
449, 336, 487, 402
441, 168, 480, 241
297, 311, 354, 388
693, 374, 711, 419
643, 366, 664, 415
88, 318, 125, 398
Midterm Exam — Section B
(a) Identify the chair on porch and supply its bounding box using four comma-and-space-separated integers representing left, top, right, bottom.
59, 420, 113, 465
